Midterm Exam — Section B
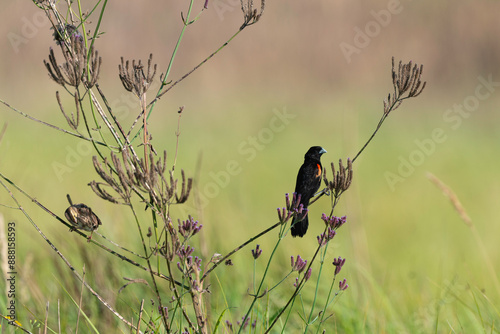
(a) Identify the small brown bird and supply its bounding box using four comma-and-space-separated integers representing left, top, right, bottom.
64, 194, 102, 242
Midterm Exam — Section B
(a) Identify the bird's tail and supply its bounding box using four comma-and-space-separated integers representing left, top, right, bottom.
291, 212, 308, 237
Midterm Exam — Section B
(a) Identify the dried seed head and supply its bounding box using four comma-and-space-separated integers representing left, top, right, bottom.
89, 147, 193, 228
118, 54, 157, 97
240, 0, 265, 29
176, 169, 193, 203
323, 158, 353, 198
44, 33, 101, 88
56, 91, 80, 130
384, 57, 426, 115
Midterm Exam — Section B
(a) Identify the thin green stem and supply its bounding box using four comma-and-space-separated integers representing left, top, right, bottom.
305, 244, 329, 331
265, 227, 327, 334
316, 276, 337, 333
238, 224, 287, 334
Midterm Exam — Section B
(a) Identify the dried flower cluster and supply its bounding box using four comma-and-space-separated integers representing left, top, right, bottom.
119, 54, 157, 97
240, 0, 265, 29
44, 33, 101, 89
384, 57, 426, 115
56, 91, 80, 130
277, 193, 307, 224
323, 159, 353, 198
89, 147, 192, 219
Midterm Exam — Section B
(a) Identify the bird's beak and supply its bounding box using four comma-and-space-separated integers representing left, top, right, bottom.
320, 148, 327, 154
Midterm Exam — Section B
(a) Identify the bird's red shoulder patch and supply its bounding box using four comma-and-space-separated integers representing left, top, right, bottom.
316, 164, 322, 177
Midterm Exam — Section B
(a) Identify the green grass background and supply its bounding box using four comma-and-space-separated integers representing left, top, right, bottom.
1, 0, 500, 332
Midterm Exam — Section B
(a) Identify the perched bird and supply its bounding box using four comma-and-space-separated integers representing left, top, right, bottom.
291, 146, 326, 237
64, 194, 102, 243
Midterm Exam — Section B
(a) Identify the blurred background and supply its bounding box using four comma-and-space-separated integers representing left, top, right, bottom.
1, 0, 500, 332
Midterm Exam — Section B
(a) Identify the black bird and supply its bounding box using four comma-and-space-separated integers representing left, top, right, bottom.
291, 146, 326, 237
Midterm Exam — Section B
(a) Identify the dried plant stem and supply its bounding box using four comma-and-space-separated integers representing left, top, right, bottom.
95, 84, 129, 144
90, 89, 124, 150
77, 90, 118, 165
190, 273, 208, 333
142, 92, 149, 173
153, 28, 242, 104
136, 299, 145, 334
172, 109, 183, 172
94, 231, 146, 259
0, 98, 107, 146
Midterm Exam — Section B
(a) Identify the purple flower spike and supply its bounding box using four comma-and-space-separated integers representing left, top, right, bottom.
251, 244, 263, 259
305, 268, 312, 281
237, 316, 250, 329
317, 227, 336, 246
193, 256, 202, 271
332, 256, 346, 275
317, 234, 327, 246
339, 278, 349, 291
225, 320, 233, 331
177, 245, 194, 259
178, 215, 202, 238
291, 255, 307, 273
321, 214, 348, 230
327, 227, 336, 240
